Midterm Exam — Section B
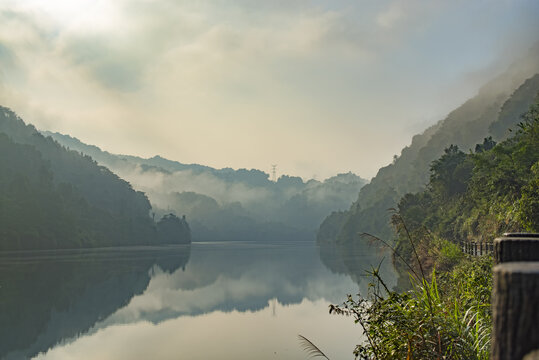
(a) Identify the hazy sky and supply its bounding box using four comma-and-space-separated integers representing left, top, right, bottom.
0, 1, 538, 179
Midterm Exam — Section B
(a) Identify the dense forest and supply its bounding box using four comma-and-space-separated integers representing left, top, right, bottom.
318, 49, 539, 246
394, 99, 538, 272
0, 107, 191, 250
44, 131, 368, 241
327, 97, 538, 360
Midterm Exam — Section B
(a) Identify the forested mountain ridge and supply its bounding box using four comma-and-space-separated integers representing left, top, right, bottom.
318, 50, 539, 245
0, 107, 190, 250
39, 132, 276, 187
42, 131, 368, 241
388, 98, 538, 290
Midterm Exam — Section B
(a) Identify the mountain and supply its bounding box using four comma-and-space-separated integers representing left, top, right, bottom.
0, 107, 191, 250
317, 48, 539, 245
42, 132, 368, 241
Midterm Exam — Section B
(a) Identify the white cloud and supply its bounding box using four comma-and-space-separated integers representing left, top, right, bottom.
376, 1, 405, 29
0, 0, 538, 178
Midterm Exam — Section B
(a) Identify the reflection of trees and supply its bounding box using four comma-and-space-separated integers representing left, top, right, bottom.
113, 243, 359, 324
0, 246, 190, 359
318, 240, 397, 292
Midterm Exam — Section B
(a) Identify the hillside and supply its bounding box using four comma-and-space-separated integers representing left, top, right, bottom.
393, 99, 538, 273
43, 132, 368, 241
0, 107, 191, 250
318, 50, 539, 245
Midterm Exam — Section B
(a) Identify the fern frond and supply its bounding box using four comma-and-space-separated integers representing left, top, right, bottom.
298, 334, 331, 359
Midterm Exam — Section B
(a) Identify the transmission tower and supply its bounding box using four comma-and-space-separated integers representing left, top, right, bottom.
271, 164, 277, 182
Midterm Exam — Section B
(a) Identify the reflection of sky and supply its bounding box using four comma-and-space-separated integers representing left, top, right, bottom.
35, 299, 359, 360
34, 242, 379, 359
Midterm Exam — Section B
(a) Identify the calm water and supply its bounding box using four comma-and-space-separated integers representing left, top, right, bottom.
0, 241, 395, 360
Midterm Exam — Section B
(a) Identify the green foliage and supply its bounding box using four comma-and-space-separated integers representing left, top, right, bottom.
328, 99, 539, 360
331, 253, 493, 360
0, 106, 191, 249
436, 239, 465, 271
318, 71, 539, 246
517, 161, 539, 230
157, 213, 191, 244
394, 100, 539, 261
489, 74, 539, 140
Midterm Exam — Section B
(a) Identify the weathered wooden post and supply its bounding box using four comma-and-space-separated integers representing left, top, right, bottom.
494, 233, 539, 264
491, 233, 539, 360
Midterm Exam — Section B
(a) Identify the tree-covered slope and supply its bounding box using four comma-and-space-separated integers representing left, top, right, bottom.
0, 107, 190, 249
389, 99, 538, 284
318, 52, 539, 245
398, 100, 539, 243
43, 131, 368, 241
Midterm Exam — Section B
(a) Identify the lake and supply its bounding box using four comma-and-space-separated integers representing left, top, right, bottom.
0, 241, 396, 359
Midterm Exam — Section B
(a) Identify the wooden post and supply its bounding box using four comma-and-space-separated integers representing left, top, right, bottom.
491, 233, 539, 360
494, 233, 539, 264
491, 262, 539, 360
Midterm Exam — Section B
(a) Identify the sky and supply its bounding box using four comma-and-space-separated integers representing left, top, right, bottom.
0, 0, 538, 180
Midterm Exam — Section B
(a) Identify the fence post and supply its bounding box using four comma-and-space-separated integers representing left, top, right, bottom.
491, 233, 539, 360
494, 233, 539, 264
491, 262, 539, 360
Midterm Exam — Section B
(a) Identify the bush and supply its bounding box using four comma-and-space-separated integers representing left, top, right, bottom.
330, 257, 492, 360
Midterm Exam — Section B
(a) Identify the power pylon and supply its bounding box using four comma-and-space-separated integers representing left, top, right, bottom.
271, 164, 277, 182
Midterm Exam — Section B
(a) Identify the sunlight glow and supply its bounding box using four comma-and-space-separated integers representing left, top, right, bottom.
11, 0, 120, 31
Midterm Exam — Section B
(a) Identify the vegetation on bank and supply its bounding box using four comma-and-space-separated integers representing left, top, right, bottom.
317, 71, 539, 246
329, 100, 538, 359
331, 255, 492, 360
0, 106, 191, 250
394, 100, 538, 275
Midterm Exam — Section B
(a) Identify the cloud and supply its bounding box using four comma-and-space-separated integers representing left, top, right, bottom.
376, 1, 405, 29
0, 0, 538, 179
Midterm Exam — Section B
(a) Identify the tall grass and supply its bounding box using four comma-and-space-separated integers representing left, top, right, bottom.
320, 214, 492, 359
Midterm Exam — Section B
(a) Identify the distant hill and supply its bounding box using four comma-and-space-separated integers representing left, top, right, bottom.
318, 48, 539, 245
43, 131, 368, 241
0, 107, 191, 250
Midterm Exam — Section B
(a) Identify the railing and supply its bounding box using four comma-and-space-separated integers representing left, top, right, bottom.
460, 241, 493, 256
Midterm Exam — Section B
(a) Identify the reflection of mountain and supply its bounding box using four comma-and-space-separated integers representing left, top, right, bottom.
97, 242, 396, 329
0, 242, 395, 359
0, 246, 190, 360
318, 241, 397, 288
98, 243, 344, 326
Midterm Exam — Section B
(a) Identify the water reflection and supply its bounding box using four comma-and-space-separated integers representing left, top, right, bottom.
0, 241, 395, 359
318, 240, 396, 289
0, 246, 191, 360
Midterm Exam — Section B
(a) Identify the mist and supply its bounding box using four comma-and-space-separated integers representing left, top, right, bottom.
44, 131, 367, 241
